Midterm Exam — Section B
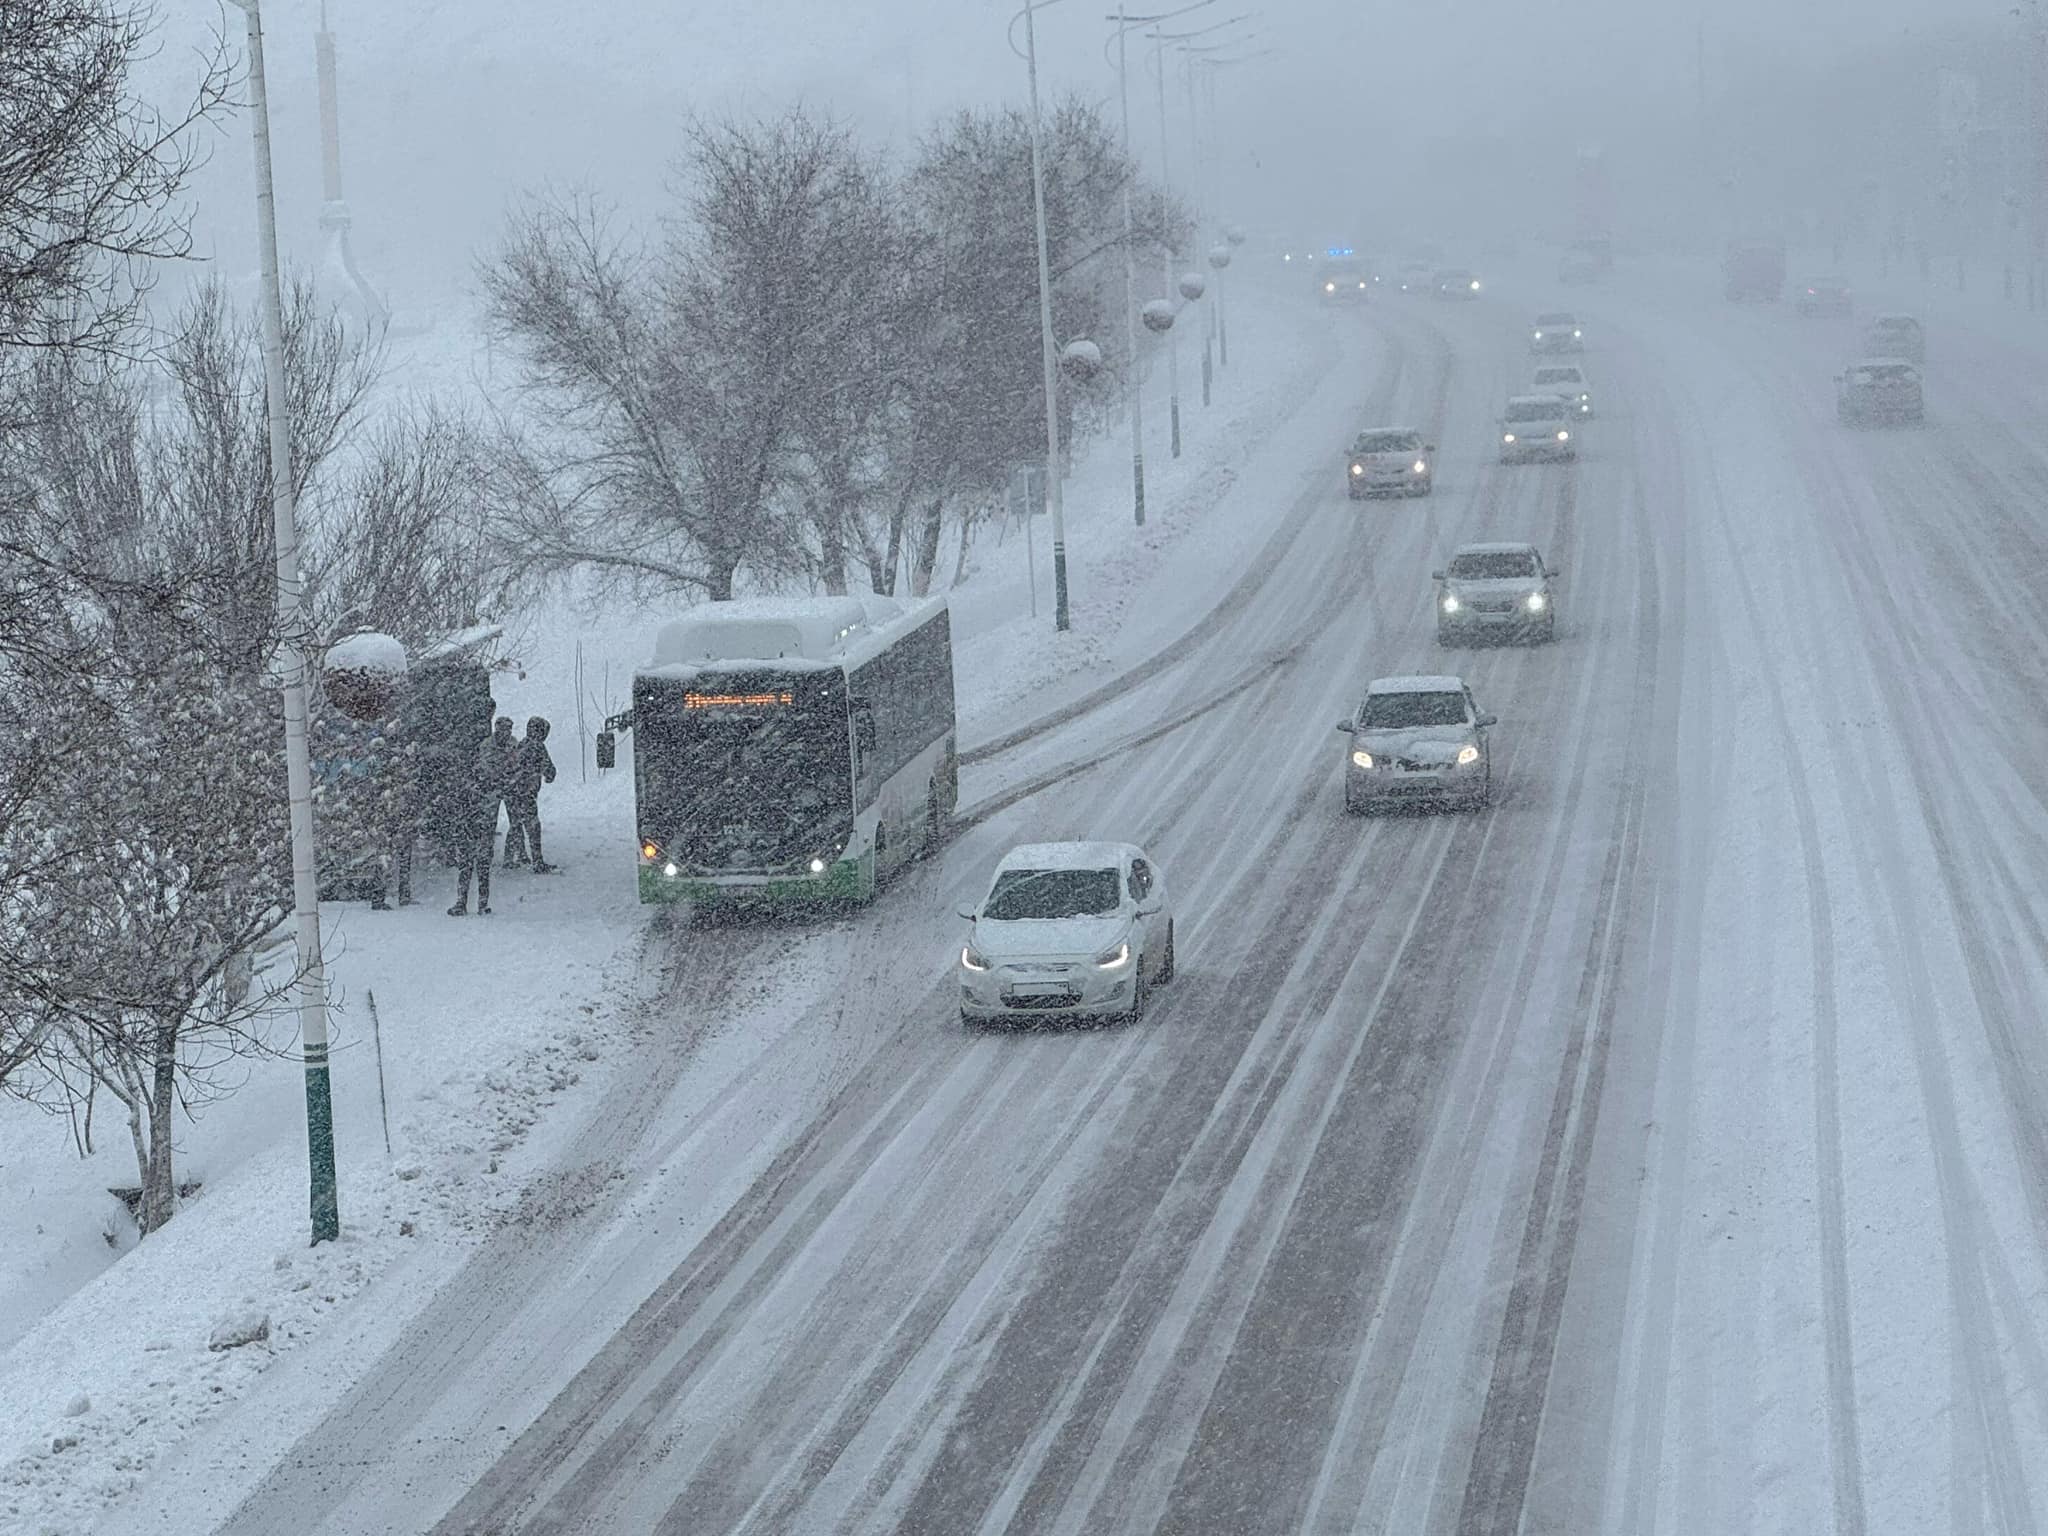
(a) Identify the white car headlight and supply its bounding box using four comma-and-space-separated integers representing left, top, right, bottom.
1094, 941, 1132, 970
1441, 593, 1460, 612
1532, 331, 1544, 341
1350, 462, 1364, 476
1351, 749, 1374, 769
1503, 432, 1517, 444
1412, 459, 1428, 473
1527, 591, 1547, 611
1572, 328, 1582, 338
1324, 282, 1336, 293
1470, 279, 1482, 291
1556, 429, 1570, 441
808, 856, 827, 874
1456, 744, 1481, 766
1357, 281, 1368, 289
962, 944, 990, 972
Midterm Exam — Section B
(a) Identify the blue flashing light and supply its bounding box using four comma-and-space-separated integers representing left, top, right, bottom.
1325, 246, 1356, 257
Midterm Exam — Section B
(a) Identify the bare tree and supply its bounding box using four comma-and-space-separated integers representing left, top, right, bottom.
0, 0, 234, 368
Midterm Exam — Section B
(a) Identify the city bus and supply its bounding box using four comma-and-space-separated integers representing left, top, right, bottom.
602, 595, 958, 908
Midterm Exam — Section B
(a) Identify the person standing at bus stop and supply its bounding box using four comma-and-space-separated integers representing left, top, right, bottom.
505, 715, 558, 872
449, 726, 507, 915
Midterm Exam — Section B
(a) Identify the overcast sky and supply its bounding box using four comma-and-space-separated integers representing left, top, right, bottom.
152, 0, 2001, 310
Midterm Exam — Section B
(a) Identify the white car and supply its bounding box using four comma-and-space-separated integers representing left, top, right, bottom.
957, 841, 1175, 1026
1530, 363, 1593, 418
1499, 394, 1577, 463
1347, 427, 1436, 499
1338, 676, 1496, 814
1435, 542, 1558, 645
1862, 313, 1925, 364
1530, 312, 1584, 353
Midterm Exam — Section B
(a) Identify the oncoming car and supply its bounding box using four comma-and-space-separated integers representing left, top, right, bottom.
1499, 395, 1577, 462
1434, 267, 1482, 299
1347, 427, 1436, 498
1529, 312, 1583, 353
1337, 676, 1496, 814
1318, 259, 1372, 302
1530, 363, 1593, 417
1435, 542, 1558, 645
956, 842, 1175, 1026
1796, 276, 1853, 317
1395, 261, 1435, 294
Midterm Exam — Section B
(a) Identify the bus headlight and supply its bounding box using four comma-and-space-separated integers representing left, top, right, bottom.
809, 857, 828, 874
663, 862, 679, 877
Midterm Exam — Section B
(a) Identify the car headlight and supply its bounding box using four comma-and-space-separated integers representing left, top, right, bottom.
1470, 280, 1481, 291
1441, 593, 1460, 612
1456, 744, 1481, 766
1503, 432, 1517, 444
1094, 941, 1132, 970
1412, 459, 1428, 473
1532, 331, 1544, 341
1324, 282, 1336, 292
1526, 591, 1547, 611
1357, 281, 1367, 289
1351, 749, 1374, 769
663, 862, 679, 877
1556, 429, 1570, 441
808, 856, 828, 874
962, 944, 990, 972
1350, 462, 1364, 476
1572, 329, 1582, 338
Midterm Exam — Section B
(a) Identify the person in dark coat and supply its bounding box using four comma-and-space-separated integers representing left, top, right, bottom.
476, 714, 519, 851
371, 730, 420, 910
504, 715, 558, 872
448, 729, 507, 916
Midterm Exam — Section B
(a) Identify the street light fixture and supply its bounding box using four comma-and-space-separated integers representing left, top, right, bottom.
1106, 0, 1214, 519
223, 0, 341, 1245
1010, 0, 1072, 631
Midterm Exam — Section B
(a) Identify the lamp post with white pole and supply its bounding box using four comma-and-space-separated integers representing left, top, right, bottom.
1106, 0, 1214, 522
1013, 0, 1072, 631
226, 0, 341, 1244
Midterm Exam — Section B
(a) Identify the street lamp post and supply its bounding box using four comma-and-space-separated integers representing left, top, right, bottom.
1018, 0, 1072, 631
1115, 3, 1147, 524
228, 0, 340, 1244
1151, 33, 1184, 456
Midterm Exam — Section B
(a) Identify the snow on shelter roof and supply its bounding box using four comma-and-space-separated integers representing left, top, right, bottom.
1367, 674, 1465, 694
996, 841, 1136, 872
324, 630, 407, 676
642, 593, 944, 677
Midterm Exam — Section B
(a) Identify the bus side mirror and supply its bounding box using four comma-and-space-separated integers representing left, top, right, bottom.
596, 730, 616, 770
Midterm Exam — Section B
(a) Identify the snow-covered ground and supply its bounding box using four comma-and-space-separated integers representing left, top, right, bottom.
0, 279, 1351, 1535
11, 246, 2048, 1535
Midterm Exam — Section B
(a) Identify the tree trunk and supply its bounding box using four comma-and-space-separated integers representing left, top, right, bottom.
140, 1017, 179, 1235
817, 502, 849, 596
705, 554, 739, 603
911, 496, 947, 597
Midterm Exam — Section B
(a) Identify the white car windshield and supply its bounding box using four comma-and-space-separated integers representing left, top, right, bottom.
1851, 364, 1916, 384
1505, 401, 1566, 423
1449, 551, 1540, 579
1361, 692, 1468, 729
1535, 314, 1575, 327
983, 867, 1121, 920
1533, 370, 1582, 389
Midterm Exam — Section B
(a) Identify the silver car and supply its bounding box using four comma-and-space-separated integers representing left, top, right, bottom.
957, 841, 1176, 1026
1529, 312, 1584, 353
1530, 363, 1594, 418
1435, 542, 1558, 645
1499, 394, 1577, 463
1347, 427, 1436, 499
1337, 676, 1496, 814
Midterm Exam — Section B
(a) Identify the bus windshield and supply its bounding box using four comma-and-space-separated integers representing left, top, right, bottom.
637, 669, 851, 870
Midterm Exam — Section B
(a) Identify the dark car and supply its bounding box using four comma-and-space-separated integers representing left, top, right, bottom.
1836, 359, 1923, 426
1433, 267, 1482, 299
1796, 276, 1853, 317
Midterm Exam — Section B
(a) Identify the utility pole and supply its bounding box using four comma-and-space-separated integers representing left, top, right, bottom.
1115, 2, 1148, 524
230, 0, 341, 1245
1151, 33, 1183, 456
1020, 0, 1072, 631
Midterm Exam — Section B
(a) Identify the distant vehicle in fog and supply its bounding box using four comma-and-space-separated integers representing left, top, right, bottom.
1724, 239, 1786, 301
1796, 276, 1853, 317
1836, 359, 1923, 426
1434, 267, 1482, 299
1396, 261, 1435, 293
1530, 363, 1594, 416
1862, 313, 1925, 363
1347, 428, 1436, 499
1434, 543, 1559, 646
1318, 258, 1372, 302
1558, 249, 1600, 285
1499, 394, 1577, 462
1529, 312, 1584, 353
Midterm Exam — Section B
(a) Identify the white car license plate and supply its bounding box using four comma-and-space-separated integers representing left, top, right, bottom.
1010, 981, 1070, 998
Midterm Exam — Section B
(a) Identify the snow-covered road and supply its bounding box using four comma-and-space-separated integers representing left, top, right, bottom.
104, 268, 2048, 1534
